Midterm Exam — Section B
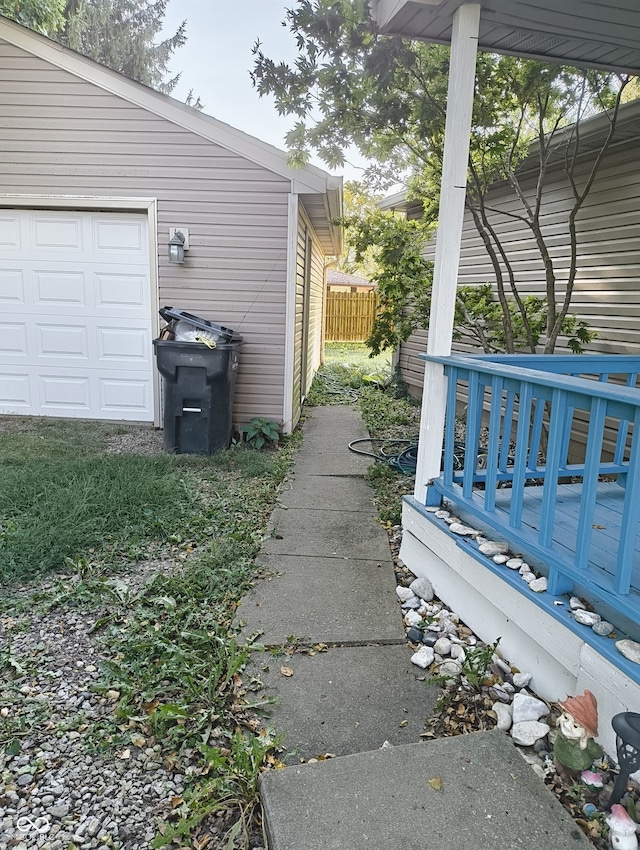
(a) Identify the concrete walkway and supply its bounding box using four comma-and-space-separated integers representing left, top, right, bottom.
235, 405, 591, 850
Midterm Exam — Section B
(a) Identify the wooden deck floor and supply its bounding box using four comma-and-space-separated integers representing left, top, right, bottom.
490, 481, 640, 596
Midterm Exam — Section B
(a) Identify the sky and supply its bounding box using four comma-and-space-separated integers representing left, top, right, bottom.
161, 0, 363, 181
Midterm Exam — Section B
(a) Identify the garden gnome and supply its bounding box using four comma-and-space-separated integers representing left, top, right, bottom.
553, 689, 603, 783
607, 804, 638, 850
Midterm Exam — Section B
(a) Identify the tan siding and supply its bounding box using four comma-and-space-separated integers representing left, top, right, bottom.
289, 207, 327, 429
400, 137, 640, 395
306, 215, 326, 389
0, 38, 292, 428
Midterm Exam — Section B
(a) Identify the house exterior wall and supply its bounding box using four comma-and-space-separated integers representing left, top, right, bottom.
399, 140, 640, 396
291, 206, 326, 428
0, 38, 293, 428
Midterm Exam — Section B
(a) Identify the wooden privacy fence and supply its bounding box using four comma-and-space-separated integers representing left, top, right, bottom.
325, 290, 378, 341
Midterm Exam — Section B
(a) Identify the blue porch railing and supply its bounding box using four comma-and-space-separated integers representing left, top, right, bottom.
419, 353, 640, 630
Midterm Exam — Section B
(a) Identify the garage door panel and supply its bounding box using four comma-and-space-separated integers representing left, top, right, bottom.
0, 372, 31, 408
0, 215, 21, 249
31, 215, 83, 253
96, 272, 148, 308
0, 322, 28, 357
0, 209, 154, 422
40, 373, 91, 411
0, 269, 25, 302
99, 374, 153, 415
97, 325, 151, 363
33, 270, 87, 307
36, 323, 89, 360
93, 218, 146, 254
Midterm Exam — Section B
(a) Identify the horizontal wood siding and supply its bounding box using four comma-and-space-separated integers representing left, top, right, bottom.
400, 139, 640, 398
0, 39, 292, 427
292, 221, 306, 424
305, 213, 325, 394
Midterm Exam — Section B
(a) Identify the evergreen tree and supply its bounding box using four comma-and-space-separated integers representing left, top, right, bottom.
0, 0, 65, 34
58, 0, 185, 92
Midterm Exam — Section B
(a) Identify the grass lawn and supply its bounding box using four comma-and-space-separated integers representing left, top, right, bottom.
323, 341, 393, 374
0, 375, 420, 848
0, 417, 299, 847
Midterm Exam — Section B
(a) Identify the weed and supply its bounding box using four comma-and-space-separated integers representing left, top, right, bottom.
238, 418, 280, 450
461, 639, 501, 691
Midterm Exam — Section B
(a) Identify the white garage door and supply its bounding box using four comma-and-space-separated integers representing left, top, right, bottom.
0, 209, 155, 421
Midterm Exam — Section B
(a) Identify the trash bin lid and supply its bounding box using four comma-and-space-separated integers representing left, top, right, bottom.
159, 307, 235, 342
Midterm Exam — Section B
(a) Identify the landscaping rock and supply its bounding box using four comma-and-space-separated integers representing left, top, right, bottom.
512, 693, 549, 724
529, 577, 548, 593
616, 639, 640, 664
511, 720, 551, 747
410, 646, 435, 669
409, 577, 434, 602
492, 701, 513, 732
574, 609, 601, 626
479, 541, 510, 557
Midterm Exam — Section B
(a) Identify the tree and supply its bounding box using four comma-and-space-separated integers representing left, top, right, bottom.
58, 0, 186, 92
252, 0, 634, 354
336, 180, 383, 277
0, 0, 65, 33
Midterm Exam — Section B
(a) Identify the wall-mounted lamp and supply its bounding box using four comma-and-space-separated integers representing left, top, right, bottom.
168, 227, 189, 264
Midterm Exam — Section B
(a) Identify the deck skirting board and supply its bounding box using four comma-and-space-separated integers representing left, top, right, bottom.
400, 499, 640, 763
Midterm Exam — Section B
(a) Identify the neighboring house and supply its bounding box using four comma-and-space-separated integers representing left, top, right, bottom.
397, 99, 640, 396
326, 269, 375, 293
0, 16, 342, 434
371, 0, 640, 763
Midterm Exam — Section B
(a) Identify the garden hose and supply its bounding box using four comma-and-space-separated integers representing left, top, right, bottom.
348, 439, 477, 474
348, 438, 419, 475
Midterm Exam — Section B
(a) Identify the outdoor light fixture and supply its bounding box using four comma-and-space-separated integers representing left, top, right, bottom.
609, 712, 640, 808
168, 228, 189, 264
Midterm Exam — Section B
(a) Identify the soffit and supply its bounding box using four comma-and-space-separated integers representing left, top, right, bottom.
374, 0, 640, 75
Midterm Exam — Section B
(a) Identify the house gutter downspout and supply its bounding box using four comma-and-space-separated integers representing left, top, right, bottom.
283, 192, 299, 434
414, 2, 481, 503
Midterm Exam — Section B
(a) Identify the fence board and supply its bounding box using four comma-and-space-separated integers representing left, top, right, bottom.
325, 290, 378, 341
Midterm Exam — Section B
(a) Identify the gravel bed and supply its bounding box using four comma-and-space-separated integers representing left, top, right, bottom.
0, 567, 192, 850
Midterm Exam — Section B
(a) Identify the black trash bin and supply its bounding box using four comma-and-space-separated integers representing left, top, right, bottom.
153, 331, 242, 455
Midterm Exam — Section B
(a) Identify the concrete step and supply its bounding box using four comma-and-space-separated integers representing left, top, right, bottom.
259, 730, 592, 850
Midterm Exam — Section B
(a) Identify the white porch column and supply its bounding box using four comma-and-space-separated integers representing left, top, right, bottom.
414, 3, 480, 502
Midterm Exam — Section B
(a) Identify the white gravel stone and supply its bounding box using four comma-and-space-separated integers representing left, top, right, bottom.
592, 621, 614, 637
491, 684, 512, 702
518, 563, 531, 575
401, 595, 421, 609
616, 639, 640, 664
574, 609, 601, 626
450, 644, 465, 661
492, 655, 511, 676
404, 610, 422, 627
505, 558, 523, 570
479, 541, 510, 557
570, 596, 586, 610
513, 672, 533, 689
449, 523, 480, 537
512, 692, 549, 723
396, 586, 414, 601
511, 720, 551, 747
529, 577, 548, 593
439, 659, 463, 677
434, 510, 451, 520
492, 701, 513, 731
409, 577, 434, 603
493, 554, 510, 564
411, 646, 435, 669
434, 637, 452, 656
521, 572, 536, 584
